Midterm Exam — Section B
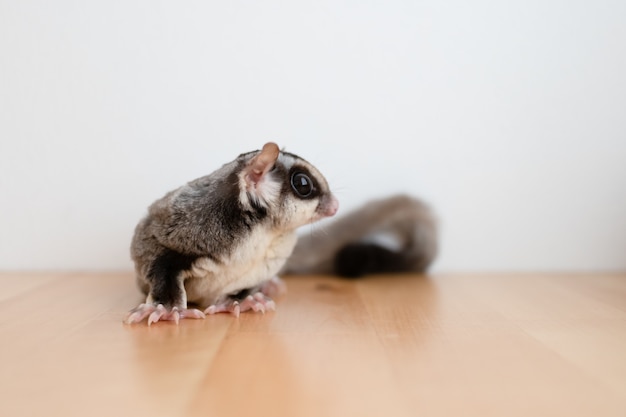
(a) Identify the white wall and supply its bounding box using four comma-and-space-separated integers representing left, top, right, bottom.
1, 1, 625, 272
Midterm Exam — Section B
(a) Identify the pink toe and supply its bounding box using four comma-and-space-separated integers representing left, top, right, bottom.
171, 309, 180, 325
183, 309, 206, 319
124, 303, 155, 324
124, 311, 143, 324
148, 304, 166, 326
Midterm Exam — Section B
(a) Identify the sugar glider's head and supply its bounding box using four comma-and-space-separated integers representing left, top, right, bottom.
237, 142, 338, 229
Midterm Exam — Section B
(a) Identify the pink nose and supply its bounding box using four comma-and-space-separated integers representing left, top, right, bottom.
323, 195, 339, 217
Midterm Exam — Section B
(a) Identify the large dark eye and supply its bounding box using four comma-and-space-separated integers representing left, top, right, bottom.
291, 172, 314, 198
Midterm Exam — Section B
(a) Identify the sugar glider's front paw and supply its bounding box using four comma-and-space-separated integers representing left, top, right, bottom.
124, 303, 206, 325
204, 292, 277, 318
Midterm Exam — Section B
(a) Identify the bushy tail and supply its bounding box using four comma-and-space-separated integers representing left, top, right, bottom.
283, 194, 438, 278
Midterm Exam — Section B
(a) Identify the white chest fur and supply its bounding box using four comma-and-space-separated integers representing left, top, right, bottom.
183, 228, 298, 306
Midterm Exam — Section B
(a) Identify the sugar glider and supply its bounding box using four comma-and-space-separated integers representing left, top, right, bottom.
283, 194, 438, 278
125, 142, 338, 325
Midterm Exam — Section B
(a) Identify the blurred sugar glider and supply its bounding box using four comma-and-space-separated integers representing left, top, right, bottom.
282, 194, 438, 278
125, 142, 339, 325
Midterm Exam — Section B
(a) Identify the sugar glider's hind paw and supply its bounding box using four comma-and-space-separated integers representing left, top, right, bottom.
124, 303, 206, 325
203, 276, 285, 318
204, 292, 276, 318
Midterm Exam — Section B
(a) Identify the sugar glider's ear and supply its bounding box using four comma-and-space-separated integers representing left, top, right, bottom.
245, 142, 280, 187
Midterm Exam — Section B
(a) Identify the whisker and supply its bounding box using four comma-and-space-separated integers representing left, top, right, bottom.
307, 221, 330, 240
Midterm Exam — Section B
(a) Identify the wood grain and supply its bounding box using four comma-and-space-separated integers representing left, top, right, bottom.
0, 272, 624, 417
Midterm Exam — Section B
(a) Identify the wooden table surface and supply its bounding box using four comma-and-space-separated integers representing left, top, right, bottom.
1, 272, 625, 417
